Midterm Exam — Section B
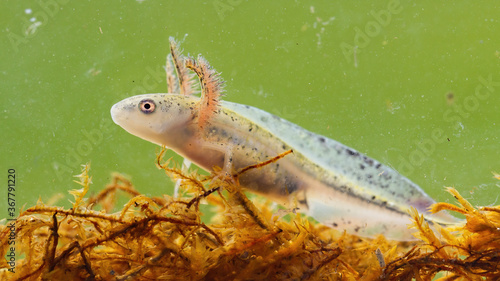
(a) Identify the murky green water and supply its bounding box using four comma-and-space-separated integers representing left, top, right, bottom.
2, 1, 499, 218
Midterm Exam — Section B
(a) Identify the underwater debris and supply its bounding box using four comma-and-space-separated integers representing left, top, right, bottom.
2, 152, 500, 280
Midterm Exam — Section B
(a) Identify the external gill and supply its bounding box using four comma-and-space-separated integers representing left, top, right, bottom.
165, 38, 228, 196
185, 55, 225, 130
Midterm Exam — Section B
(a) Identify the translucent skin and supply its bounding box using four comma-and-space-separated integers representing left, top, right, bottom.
111, 93, 460, 241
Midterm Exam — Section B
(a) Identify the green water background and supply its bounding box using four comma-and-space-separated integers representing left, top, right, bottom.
2, 1, 499, 219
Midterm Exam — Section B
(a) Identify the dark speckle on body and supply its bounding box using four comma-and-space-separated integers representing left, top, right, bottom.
284, 176, 299, 195
346, 149, 359, 157
363, 156, 374, 166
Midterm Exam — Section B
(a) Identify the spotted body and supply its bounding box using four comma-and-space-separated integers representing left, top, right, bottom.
111, 39, 459, 240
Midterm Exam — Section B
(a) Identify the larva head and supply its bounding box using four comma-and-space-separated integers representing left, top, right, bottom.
111, 94, 198, 146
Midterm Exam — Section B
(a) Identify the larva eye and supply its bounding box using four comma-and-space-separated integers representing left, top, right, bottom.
139, 99, 156, 114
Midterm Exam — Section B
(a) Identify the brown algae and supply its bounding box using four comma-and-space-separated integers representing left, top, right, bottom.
1, 149, 500, 280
